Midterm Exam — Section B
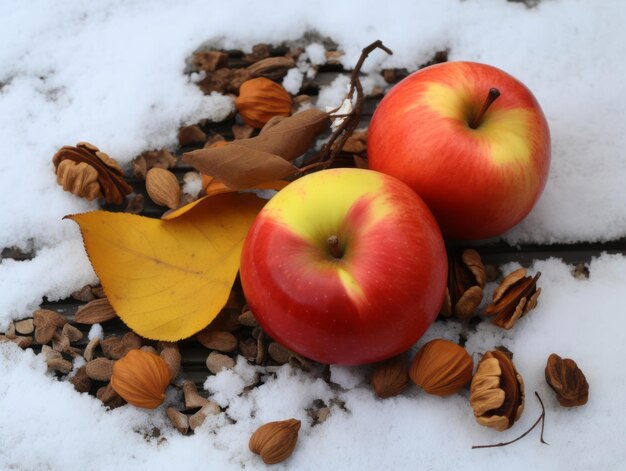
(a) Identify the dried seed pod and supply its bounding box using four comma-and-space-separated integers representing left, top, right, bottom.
146, 167, 181, 209
52, 142, 132, 204
484, 268, 541, 329
470, 350, 525, 431
249, 419, 301, 465
410, 339, 473, 396
441, 249, 486, 319
371, 354, 410, 399
196, 330, 237, 352
111, 349, 171, 409
206, 351, 235, 374
86, 357, 115, 381
545, 353, 589, 407
75, 298, 117, 324
167, 407, 189, 435
235, 78, 292, 129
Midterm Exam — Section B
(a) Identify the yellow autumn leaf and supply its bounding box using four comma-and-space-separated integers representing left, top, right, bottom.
67, 192, 265, 341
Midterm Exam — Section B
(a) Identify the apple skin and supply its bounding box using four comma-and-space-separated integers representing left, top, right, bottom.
368, 61, 551, 240
240, 168, 447, 365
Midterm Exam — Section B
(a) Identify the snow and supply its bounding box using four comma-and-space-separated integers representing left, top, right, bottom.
1, 0, 626, 470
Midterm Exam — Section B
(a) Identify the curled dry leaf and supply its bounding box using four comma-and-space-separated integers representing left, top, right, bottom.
110, 349, 170, 409
441, 249, 486, 319
52, 142, 132, 204
183, 108, 330, 190
484, 268, 541, 329
545, 353, 589, 407
249, 419, 301, 465
409, 339, 473, 396
67, 192, 265, 341
470, 350, 525, 431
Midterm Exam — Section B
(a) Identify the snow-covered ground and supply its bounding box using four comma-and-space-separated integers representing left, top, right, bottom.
1, 1, 625, 470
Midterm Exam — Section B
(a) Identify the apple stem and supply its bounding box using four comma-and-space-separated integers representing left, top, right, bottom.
327, 235, 342, 259
470, 87, 501, 129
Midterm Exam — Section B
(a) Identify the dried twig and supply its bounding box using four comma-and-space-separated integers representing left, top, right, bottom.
296, 40, 392, 175
472, 391, 549, 450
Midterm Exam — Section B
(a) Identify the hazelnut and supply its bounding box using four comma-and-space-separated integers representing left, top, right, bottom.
235, 78, 292, 129
249, 419, 301, 464
409, 339, 473, 396
371, 354, 410, 399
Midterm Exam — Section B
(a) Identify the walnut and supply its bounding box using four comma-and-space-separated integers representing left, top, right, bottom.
52, 142, 132, 205
470, 350, 525, 431
441, 249, 486, 319
484, 268, 541, 329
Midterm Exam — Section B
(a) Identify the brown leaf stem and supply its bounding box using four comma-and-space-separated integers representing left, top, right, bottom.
472, 391, 548, 450
296, 40, 392, 175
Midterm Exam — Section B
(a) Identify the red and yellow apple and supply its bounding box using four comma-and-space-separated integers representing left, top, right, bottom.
368, 61, 550, 240
240, 168, 447, 365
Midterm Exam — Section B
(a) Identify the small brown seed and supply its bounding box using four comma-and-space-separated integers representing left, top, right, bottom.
183, 380, 208, 410
122, 332, 142, 350
70, 366, 92, 393
256, 335, 267, 365
86, 358, 115, 381
167, 407, 189, 435
14, 319, 34, 335
189, 401, 221, 430
371, 354, 410, 399
62, 324, 83, 343
178, 124, 207, 147
52, 332, 70, 352
140, 346, 158, 355
33, 309, 67, 328
84, 337, 100, 362
196, 331, 237, 352
97, 383, 125, 409
0, 335, 33, 349
47, 357, 73, 374
100, 337, 127, 360
238, 310, 258, 327
146, 168, 181, 209
35, 323, 57, 344
268, 342, 293, 365
160, 347, 181, 380
71, 285, 96, 302
239, 338, 257, 360
91, 286, 106, 298
206, 351, 235, 374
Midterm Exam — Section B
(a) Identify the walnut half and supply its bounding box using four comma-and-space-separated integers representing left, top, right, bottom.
470, 350, 525, 431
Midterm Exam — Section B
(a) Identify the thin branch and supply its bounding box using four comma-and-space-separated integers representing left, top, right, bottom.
472, 391, 549, 450
296, 40, 392, 175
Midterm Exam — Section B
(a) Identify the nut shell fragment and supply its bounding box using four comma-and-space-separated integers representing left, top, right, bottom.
545, 353, 589, 407
441, 249, 485, 319
249, 418, 301, 465
484, 268, 541, 329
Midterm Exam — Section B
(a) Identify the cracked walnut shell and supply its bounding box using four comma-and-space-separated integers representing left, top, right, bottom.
484, 268, 541, 329
470, 350, 525, 431
52, 142, 132, 204
235, 77, 292, 129
441, 249, 486, 319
